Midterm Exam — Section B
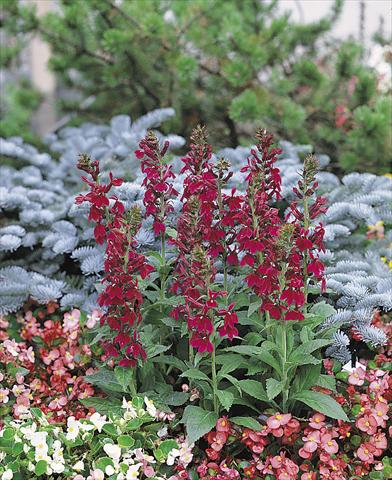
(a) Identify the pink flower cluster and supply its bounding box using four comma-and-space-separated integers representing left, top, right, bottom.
183, 361, 390, 480
0, 303, 100, 423
348, 365, 390, 466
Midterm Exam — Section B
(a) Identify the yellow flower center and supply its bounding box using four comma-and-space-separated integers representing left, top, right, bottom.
328, 441, 333, 446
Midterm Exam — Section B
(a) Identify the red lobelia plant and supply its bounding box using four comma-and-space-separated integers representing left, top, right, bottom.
75, 155, 153, 367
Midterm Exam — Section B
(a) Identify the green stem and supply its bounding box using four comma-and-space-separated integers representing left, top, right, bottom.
223, 256, 228, 307
129, 371, 137, 397
160, 232, 166, 303
281, 320, 289, 412
211, 343, 219, 414
189, 342, 194, 367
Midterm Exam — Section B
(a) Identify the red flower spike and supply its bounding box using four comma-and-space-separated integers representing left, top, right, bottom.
76, 155, 152, 367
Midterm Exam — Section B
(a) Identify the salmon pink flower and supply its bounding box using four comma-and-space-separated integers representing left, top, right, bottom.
309, 413, 325, 429
216, 417, 231, 433
372, 402, 389, 426
356, 414, 378, 434
348, 366, 366, 385
267, 413, 292, 431
320, 433, 339, 454
302, 430, 321, 453
357, 443, 375, 463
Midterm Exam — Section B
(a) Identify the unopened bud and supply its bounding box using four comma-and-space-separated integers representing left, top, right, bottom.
77, 153, 91, 172
190, 124, 208, 147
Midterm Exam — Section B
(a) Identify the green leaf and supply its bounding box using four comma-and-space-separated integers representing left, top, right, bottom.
152, 355, 187, 371
243, 332, 264, 346
294, 390, 349, 421
266, 378, 283, 400
309, 302, 336, 319
84, 368, 124, 393
315, 374, 337, 392
125, 418, 144, 430
230, 416, 262, 431
238, 379, 268, 402
225, 345, 264, 355
80, 397, 122, 415
35, 460, 47, 476
158, 439, 178, 455
231, 340, 281, 372
181, 406, 218, 444
260, 340, 280, 353
114, 366, 134, 391
146, 344, 171, 358
166, 227, 177, 239
118, 435, 135, 448
180, 369, 211, 382
294, 354, 321, 365
221, 374, 242, 394
292, 364, 321, 394
96, 457, 114, 471
248, 300, 262, 317
156, 391, 190, 406
217, 354, 245, 376
216, 390, 234, 411
12, 442, 24, 456
257, 351, 282, 374
289, 339, 332, 362
102, 423, 117, 436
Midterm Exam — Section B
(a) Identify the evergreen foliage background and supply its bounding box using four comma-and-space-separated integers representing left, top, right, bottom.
1, 0, 391, 173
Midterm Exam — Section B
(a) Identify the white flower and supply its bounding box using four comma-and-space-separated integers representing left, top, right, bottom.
52, 443, 64, 463
105, 465, 115, 476
2, 469, 13, 480
20, 423, 37, 440
66, 417, 81, 441
73, 460, 85, 472
31, 431, 48, 450
157, 426, 168, 438
89, 469, 104, 480
34, 450, 50, 463
126, 464, 142, 480
134, 448, 155, 463
179, 449, 193, 465
144, 397, 157, 417
89, 412, 107, 432
166, 448, 180, 466
51, 461, 65, 474
103, 443, 121, 462
122, 398, 137, 419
